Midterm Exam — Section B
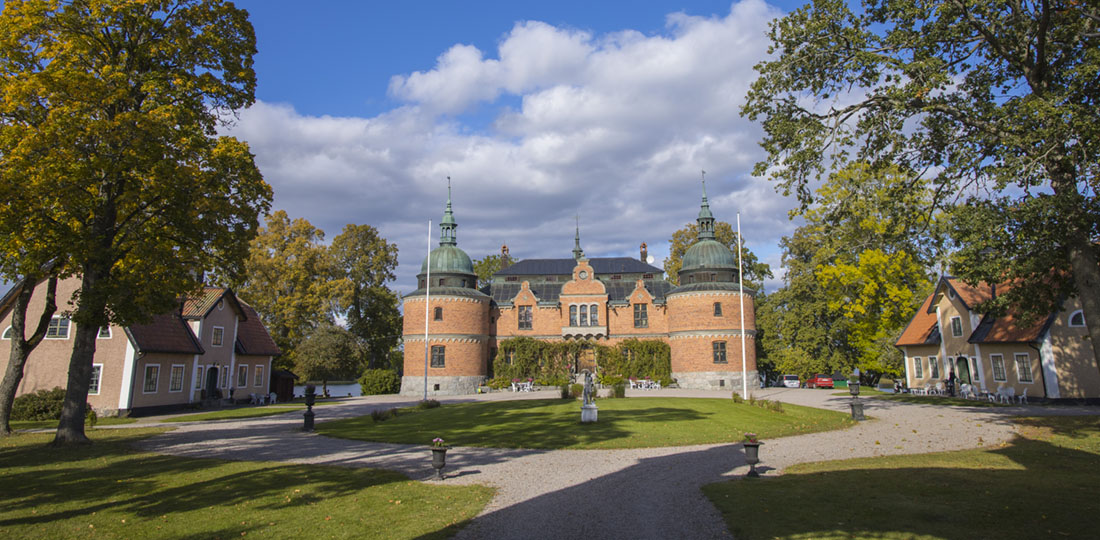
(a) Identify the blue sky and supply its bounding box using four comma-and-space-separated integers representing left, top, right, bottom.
225, 0, 812, 294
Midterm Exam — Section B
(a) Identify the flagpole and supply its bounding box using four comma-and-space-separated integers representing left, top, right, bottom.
738, 212, 747, 397
424, 220, 431, 402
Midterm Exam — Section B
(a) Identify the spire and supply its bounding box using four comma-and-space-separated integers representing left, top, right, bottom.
697, 170, 716, 241
440, 177, 457, 246
572, 214, 585, 260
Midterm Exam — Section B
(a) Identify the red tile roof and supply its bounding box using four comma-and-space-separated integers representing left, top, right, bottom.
895, 292, 941, 347
235, 301, 281, 356
182, 287, 228, 318
127, 313, 204, 355
897, 277, 1054, 347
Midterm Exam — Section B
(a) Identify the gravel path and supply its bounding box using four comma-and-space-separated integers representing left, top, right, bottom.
136, 389, 1093, 540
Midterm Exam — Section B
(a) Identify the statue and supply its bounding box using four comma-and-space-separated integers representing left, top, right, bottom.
582, 370, 594, 406
580, 370, 598, 423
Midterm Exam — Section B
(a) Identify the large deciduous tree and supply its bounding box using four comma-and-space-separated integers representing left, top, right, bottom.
472, 254, 507, 289
0, 274, 58, 436
233, 211, 345, 370
0, 0, 271, 444
743, 1, 1100, 376
330, 224, 401, 371
295, 324, 364, 397
663, 221, 773, 289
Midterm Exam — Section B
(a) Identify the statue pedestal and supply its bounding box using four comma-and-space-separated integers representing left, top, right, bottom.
581, 403, 598, 423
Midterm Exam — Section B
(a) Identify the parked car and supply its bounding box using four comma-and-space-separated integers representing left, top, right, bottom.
780, 374, 800, 388
806, 374, 834, 389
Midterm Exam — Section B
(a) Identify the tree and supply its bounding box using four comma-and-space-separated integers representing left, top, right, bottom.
472, 254, 506, 289
743, 0, 1100, 377
759, 163, 942, 383
0, 275, 58, 436
330, 224, 401, 370
232, 211, 345, 371
0, 0, 271, 444
295, 324, 364, 396
663, 221, 773, 289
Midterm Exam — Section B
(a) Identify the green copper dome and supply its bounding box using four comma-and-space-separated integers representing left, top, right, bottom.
681, 239, 736, 271
421, 244, 474, 275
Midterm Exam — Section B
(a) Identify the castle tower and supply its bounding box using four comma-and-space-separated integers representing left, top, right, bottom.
400, 182, 491, 396
665, 180, 757, 391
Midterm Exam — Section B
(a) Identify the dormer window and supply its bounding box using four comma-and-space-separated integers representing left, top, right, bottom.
1070, 310, 1086, 327
950, 317, 963, 338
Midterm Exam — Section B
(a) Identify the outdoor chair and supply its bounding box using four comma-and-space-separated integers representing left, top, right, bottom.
1018, 387, 1028, 404
989, 386, 1000, 402
269, 392, 278, 404
935, 382, 945, 395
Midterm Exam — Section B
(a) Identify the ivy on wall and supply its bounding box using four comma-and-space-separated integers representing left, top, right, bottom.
492, 337, 671, 386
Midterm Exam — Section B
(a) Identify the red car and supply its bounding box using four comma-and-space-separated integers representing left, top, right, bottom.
806, 374, 834, 389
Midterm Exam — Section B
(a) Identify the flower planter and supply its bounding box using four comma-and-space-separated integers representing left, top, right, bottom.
430, 447, 450, 479
743, 441, 762, 477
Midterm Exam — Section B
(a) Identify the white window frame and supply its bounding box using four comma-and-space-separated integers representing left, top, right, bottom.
1069, 310, 1086, 328
237, 364, 249, 387
950, 316, 963, 338
46, 317, 71, 339
169, 364, 186, 393
254, 365, 265, 387
220, 367, 228, 388
211, 326, 225, 347
991, 354, 1007, 382
195, 365, 204, 389
97, 326, 112, 339
89, 364, 103, 395
1014, 353, 1034, 383
1, 326, 10, 340
143, 364, 160, 394
913, 357, 923, 378
929, 356, 940, 379
971, 357, 980, 381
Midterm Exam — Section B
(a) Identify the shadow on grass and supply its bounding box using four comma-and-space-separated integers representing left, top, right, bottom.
703, 417, 1100, 540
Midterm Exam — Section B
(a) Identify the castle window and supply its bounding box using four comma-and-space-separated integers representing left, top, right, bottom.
643, 273, 653, 279
713, 341, 728, 364
713, 302, 722, 316
569, 305, 578, 326
438, 278, 445, 287
1070, 310, 1086, 327
434, 307, 443, 321
611, 274, 621, 280
580, 305, 588, 326
950, 317, 963, 337
505, 276, 519, 282
518, 306, 532, 329
419, 279, 425, 288
634, 304, 648, 328
589, 304, 599, 326
430, 346, 446, 368
711, 273, 717, 282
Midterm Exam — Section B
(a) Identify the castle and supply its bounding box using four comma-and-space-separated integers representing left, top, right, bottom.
400, 183, 757, 396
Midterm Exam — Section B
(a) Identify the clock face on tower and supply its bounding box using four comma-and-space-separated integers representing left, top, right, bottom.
579, 270, 588, 279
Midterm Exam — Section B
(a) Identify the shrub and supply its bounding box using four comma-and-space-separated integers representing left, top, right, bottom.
612, 383, 626, 398
560, 384, 570, 399
371, 407, 399, 422
657, 375, 674, 388
11, 387, 66, 421
569, 384, 584, 399
731, 392, 744, 403
358, 369, 400, 395
86, 408, 98, 428
416, 399, 441, 410
537, 374, 569, 387
487, 376, 511, 390
597, 373, 624, 386
766, 400, 785, 413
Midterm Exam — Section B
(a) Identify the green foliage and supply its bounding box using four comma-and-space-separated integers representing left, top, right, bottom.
664, 221, 773, 288
743, 0, 1100, 372
472, 254, 507, 289
370, 408, 399, 423
559, 384, 570, 399
486, 376, 511, 390
596, 339, 672, 381
294, 325, 364, 388
11, 388, 66, 421
731, 392, 744, 404
85, 408, 98, 428
358, 369, 400, 396
569, 384, 584, 399
612, 384, 626, 399
330, 224, 402, 370
416, 399, 441, 410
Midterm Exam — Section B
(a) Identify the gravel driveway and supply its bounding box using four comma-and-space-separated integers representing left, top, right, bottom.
137, 388, 1085, 539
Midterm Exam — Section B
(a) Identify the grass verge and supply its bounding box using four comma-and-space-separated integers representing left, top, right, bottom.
317, 397, 854, 449
162, 401, 344, 423
0, 428, 493, 539
703, 416, 1100, 539
11, 416, 137, 431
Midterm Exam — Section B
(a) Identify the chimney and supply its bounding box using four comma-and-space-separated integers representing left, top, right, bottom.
640, 242, 648, 262
501, 244, 511, 267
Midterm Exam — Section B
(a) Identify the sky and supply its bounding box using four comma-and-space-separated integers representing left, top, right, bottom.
224, 0, 812, 296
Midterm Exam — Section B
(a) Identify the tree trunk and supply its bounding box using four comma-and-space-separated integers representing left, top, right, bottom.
0, 276, 58, 436
52, 269, 107, 446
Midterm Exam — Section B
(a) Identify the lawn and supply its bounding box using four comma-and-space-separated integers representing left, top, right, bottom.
11, 416, 137, 431
703, 415, 1100, 539
317, 397, 854, 449
162, 401, 345, 423
0, 428, 493, 539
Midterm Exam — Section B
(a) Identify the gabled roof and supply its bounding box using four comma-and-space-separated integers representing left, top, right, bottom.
234, 302, 282, 356
968, 312, 1054, 344
488, 279, 673, 306
896, 292, 941, 347
182, 287, 245, 320
495, 257, 662, 276
126, 313, 205, 355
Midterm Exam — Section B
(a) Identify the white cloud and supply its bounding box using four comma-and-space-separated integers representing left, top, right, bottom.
226, 0, 801, 295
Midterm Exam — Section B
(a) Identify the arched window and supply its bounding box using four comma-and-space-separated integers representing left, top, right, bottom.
580, 304, 588, 326
1070, 310, 1086, 327
569, 305, 578, 326
589, 304, 599, 326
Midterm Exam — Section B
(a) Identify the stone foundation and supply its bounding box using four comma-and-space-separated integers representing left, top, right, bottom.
673, 370, 758, 393
400, 375, 486, 397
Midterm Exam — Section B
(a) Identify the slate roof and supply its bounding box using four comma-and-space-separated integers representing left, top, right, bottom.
403, 286, 490, 299
489, 279, 673, 305
495, 257, 663, 276
667, 281, 757, 297
235, 302, 282, 356
127, 313, 205, 355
